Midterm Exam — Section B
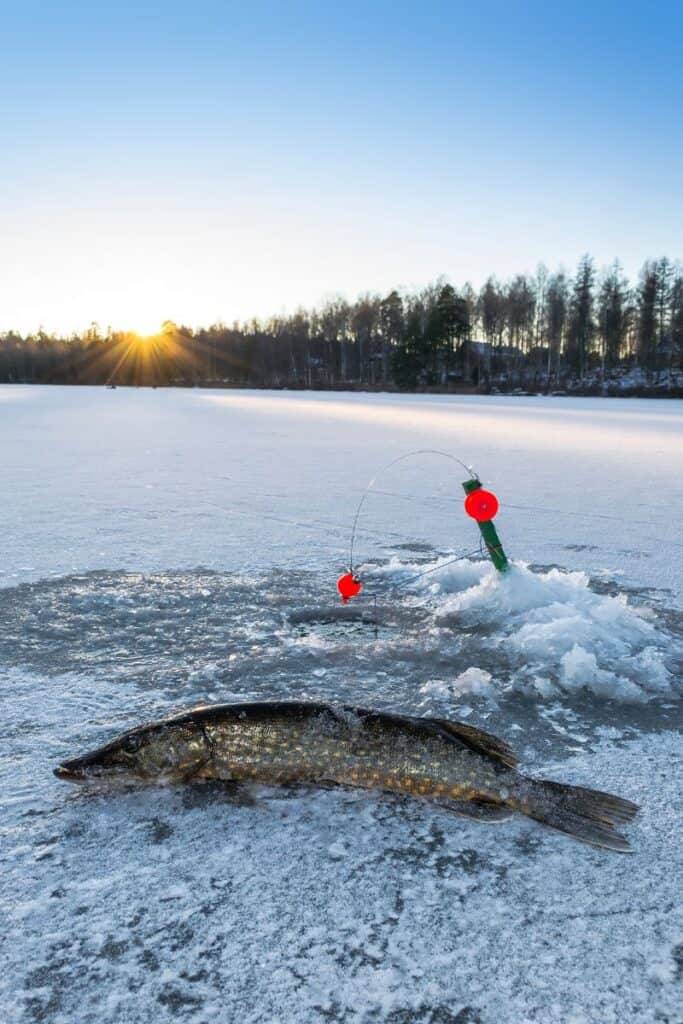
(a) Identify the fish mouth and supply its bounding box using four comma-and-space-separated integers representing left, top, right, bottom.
54, 762, 87, 782
54, 737, 126, 782
54, 751, 109, 782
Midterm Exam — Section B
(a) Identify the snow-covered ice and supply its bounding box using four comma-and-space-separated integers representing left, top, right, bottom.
1, 386, 681, 1023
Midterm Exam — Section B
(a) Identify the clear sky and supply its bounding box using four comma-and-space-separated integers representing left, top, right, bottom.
2, 0, 682, 335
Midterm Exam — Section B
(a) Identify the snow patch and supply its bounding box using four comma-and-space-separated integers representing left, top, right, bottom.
420, 667, 494, 698
378, 559, 680, 703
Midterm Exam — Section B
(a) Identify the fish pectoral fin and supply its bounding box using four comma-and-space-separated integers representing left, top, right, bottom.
443, 800, 514, 823
221, 781, 260, 806
434, 721, 518, 770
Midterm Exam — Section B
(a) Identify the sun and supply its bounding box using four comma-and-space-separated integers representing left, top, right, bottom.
70, 317, 211, 386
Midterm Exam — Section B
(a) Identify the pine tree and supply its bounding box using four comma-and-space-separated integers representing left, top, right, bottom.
544, 272, 568, 382
392, 303, 425, 389
379, 290, 404, 384
567, 256, 595, 381
670, 272, 683, 375
597, 262, 630, 379
477, 277, 505, 378
637, 262, 658, 376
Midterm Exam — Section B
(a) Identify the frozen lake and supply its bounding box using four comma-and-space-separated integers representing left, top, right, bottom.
1, 386, 682, 1023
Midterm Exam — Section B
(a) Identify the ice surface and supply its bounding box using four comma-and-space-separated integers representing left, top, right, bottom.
1, 387, 682, 600
1, 387, 682, 1023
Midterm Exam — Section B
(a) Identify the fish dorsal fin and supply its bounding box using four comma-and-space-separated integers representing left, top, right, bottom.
433, 720, 518, 770
353, 708, 519, 770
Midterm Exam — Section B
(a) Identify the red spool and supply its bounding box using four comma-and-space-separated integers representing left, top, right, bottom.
337, 572, 362, 604
464, 488, 499, 523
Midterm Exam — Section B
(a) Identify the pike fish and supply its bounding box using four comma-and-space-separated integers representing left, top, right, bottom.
55, 701, 638, 851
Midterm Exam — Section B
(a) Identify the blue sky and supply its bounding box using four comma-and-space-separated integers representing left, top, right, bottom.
2, 1, 682, 333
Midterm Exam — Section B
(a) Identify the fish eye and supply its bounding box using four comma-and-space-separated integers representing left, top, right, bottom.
122, 735, 142, 754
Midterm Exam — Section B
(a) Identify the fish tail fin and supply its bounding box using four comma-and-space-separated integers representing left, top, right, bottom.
520, 778, 639, 852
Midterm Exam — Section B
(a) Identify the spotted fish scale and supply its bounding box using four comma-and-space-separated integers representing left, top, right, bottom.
55, 700, 639, 852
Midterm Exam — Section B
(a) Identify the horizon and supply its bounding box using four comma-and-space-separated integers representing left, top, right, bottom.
1, 251, 680, 341
2, 1, 682, 335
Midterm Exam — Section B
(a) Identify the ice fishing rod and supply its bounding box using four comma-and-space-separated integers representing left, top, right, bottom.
337, 450, 510, 604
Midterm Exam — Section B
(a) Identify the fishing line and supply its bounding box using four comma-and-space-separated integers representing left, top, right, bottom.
502, 500, 667, 529
348, 449, 475, 573
344, 538, 487, 643
204, 497, 456, 552
352, 489, 678, 537
342, 447, 489, 613
383, 542, 487, 591
358, 490, 654, 526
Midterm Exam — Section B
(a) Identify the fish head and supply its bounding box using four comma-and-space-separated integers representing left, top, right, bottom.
54, 718, 211, 784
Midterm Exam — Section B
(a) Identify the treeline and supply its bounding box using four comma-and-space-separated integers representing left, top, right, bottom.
1, 255, 682, 393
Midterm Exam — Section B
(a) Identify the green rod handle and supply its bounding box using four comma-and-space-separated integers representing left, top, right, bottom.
462, 478, 510, 573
